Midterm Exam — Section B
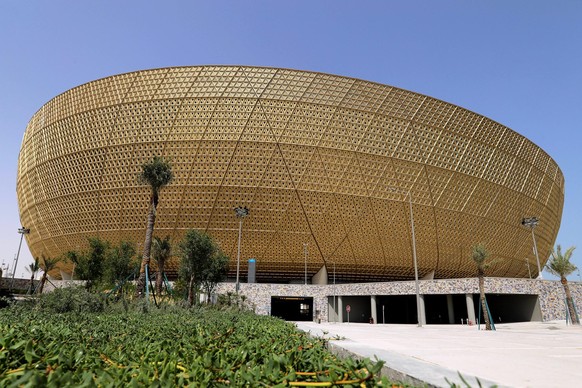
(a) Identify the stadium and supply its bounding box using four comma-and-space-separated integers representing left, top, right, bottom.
17, 66, 563, 286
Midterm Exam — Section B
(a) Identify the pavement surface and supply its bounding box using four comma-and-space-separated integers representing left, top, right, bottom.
295, 321, 582, 387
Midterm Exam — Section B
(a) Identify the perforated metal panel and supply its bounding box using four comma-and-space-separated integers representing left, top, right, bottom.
16, 66, 564, 281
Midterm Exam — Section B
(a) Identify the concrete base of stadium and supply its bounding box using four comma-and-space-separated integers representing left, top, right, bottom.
215, 277, 582, 324
295, 321, 582, 388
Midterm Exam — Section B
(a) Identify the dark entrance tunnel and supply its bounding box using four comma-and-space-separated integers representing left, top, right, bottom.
474, 294, 541, 323
376, 294, 540, 324
424, 294, 468, 324
271, 296, 313, 321
341, 296, 372, 323
375, 295, 418, 324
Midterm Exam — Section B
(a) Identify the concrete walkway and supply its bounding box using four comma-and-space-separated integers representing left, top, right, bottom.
296, 321, 582, 387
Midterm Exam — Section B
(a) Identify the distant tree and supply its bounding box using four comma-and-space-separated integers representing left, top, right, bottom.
152, 236, 172, 296
179, 229, 225, 306
26, 257, 40, 294
135, 156, 173, 298
86, 238, 109, 290
38, 256, 59, 294
201, 252, 229, 303
65, 250, 82, 280
546, 245, 579, 325
471, 244, 493, 330
104, 241, 138, 287
66, 238, 109, 290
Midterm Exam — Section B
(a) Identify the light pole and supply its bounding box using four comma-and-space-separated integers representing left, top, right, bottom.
234, 206, 249, 292
389, 188, 421, 327
332, 261, 336, 323
10, 227, 30, 291
522, 217, 542, 279
303, 243, 308, 285
407, 192, 422, 327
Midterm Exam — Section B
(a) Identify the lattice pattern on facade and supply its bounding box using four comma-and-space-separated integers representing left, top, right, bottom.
17, 66, 564, 282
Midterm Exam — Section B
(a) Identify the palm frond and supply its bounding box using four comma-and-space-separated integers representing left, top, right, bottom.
546, 245, 577, 278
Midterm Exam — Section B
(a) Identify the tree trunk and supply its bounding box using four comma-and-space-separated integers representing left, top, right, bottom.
204, 284, 211, 304
38, 273, 47, 294
478, 271, 492, 330
135, 194, 157, 298
155, 258, 165, 296
29, 274, 35, 294
188, 275, 195, 307
562, 276, 580, 324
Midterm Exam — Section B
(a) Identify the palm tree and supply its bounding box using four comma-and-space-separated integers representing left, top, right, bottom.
546, 245, 579, 324
26, 258, 40, 294
152, 236, 172, 296
135, 156, 173, 297
472, 244, 492, 330
38, 256, 59, 294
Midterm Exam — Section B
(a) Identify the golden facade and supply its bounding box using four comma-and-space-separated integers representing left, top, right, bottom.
17, 66, 564, 281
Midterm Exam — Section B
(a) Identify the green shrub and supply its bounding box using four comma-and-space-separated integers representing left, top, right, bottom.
0, 295, 14, 309
0, 307, 397, 386
38, 286, 104, 313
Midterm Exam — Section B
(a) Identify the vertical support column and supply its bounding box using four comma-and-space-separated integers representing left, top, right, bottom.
337, 296, 344, 323
370, 295, 378, 324
327, 296, 335, 323
418, 294, 426, 325
466, 293, 476, 323
447, 294, 455, 324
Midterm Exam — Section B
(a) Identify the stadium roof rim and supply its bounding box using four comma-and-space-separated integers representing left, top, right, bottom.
28, 64, 562, 178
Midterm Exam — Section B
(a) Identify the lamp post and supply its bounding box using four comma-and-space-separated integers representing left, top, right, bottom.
521, 217, 542, 279
303, 243, 308, 285
407, 192, 422, 327
234, 206, 249, 292
10, 227, 30, 291
389, 188, 421, 327
332, 261, 336, 323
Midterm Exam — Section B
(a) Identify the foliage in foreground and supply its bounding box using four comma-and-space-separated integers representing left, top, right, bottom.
0, 306, 396, 387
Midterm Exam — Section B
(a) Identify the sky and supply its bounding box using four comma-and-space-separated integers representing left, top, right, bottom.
0, 1, 580, 281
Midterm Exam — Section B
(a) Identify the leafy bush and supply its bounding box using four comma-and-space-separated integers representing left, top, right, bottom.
0, 295, 14, 309
37, 286, 104, 313
0, 307, 397, 386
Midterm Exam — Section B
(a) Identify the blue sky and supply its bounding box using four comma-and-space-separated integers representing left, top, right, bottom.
1, 1, 580, 280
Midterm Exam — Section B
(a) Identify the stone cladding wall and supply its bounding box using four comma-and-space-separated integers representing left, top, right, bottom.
216, 277, 582, 322
0, 277, 36, 292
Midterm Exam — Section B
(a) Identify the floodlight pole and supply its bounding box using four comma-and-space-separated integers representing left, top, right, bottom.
407, 192, 422, 327
389, 187, 422, 327
333, 261, 336, 323
522, 217, 542, 279
303, 243, 308, 285
234, 206, 249, 292
10, 227, 30, 291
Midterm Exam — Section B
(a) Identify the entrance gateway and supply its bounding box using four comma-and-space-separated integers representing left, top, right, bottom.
271, 297, 313, 321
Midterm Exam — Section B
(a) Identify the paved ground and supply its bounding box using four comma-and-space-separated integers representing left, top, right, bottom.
295, 321, 582, 387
